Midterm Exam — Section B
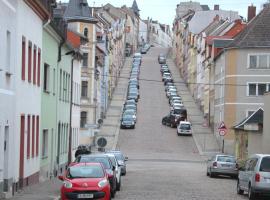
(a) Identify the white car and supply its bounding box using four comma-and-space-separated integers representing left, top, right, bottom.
177, 121, 192, 136
105, 153, 122, 191
166, 88, 177, 97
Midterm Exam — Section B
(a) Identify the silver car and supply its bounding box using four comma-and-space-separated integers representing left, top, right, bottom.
206, 154, 238, 178
237, 154, 270, 199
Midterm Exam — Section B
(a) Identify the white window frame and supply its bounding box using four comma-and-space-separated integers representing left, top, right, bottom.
246, 110, 256, 117
247, 82, 270, 96
247, 53, 270, 69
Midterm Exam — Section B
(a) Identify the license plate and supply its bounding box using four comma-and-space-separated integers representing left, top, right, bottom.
221, 164, 231, 167
78, 193, 94, 199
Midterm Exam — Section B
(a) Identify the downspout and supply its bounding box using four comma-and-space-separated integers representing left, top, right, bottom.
68, 57, 74, 164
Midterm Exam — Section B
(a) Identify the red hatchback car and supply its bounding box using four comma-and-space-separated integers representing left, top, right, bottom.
58, 163, 111, 200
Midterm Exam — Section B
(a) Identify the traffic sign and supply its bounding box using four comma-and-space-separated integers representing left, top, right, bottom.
218, 121, 227, 136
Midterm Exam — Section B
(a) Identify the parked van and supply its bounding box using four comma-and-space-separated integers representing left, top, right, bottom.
237, 154, 270, 199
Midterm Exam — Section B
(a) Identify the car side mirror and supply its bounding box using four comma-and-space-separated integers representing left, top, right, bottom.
58, 175, 64, 181
125, 157, 128, 161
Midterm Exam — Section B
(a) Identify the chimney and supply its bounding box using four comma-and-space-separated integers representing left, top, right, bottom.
248, 4, 256, 22
214, 5, 219, 10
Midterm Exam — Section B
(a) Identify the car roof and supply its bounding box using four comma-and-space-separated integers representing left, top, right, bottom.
180, 121, 191, 125
71, 162, 103, 168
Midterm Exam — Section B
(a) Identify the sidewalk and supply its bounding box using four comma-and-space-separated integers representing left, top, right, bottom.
93, 58, 132, 151
167, 59, 221, 158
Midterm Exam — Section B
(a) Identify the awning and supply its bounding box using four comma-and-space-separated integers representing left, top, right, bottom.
234, 108, 264, 130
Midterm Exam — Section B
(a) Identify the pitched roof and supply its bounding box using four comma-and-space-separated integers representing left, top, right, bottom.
131, 0, 140, 16
227, 4, 270, 48
63, 0, 97, 23
188, 10, 240, 34
234, 108, 264, 130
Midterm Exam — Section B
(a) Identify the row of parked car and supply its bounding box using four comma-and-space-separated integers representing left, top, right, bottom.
120, 53, 142, 129
206, 153, 270, 199
158, 54, 192, 136
58, 150, 128, 200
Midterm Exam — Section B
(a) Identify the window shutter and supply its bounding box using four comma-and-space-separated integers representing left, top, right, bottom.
28, 41, 32, 83
33, 46, 37, 85
27, 115, 30, 159
36, 116, 39, 156
37, 48, 41, 86
32, 116, 35, 157
22, 37, 26, 80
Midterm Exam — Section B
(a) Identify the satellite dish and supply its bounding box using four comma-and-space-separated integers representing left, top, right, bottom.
97, 137, 107, 148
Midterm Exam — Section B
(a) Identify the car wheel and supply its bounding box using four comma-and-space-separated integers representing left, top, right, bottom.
248, 184, 256, 200
206, 169, 209, 176
237, 180, 244, 195
209, 169, 215, 178
162, 120, 165, 125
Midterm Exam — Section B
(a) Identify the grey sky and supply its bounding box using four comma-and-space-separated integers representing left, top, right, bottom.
60, 0, 268, 26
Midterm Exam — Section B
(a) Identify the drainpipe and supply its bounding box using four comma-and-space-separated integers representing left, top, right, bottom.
68, 57, 74, 164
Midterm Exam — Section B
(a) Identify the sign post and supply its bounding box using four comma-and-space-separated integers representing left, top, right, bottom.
218, 121, 227, 153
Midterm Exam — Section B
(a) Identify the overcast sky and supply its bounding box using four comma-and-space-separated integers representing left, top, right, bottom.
59, 0, 268, 26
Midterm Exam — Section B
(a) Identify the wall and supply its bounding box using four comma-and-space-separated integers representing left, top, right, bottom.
0, 0, 17, 197
15, 0, 43, 187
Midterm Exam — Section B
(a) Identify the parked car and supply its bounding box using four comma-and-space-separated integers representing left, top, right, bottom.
106, 150, 128, 176
121, 115, 136, 129
133, 52, 142, 59
124, 104, 137, 112
170, 103, 184, 111
158, 54, 166, 64
162, 114, 172, 126
127, 92, 139, 102
123, 109, 137, 122
166, 88, 177, 97
162, 72, 171, 81
74, 154, 117, 198
206, 154, 238, 179
105, 153, 122, 191
141, 47, 147, 54
177, 121, 192, 136
164, 77, 173, 85
237, 154, 270, 199
169, 96, 182, 105
58, 163, 111, 200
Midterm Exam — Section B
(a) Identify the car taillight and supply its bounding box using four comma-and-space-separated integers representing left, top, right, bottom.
255, 173, 260, 182
213, 162, 217, 167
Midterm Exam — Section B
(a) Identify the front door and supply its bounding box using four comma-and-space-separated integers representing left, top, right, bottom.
4, 126, 9, 191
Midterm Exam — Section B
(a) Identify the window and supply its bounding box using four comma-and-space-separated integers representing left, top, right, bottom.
249, 54, 270, 69
81, 81, 88, 97
248, 83, 269, 96
42, 130, 48, 158
37, 48, 41, 86
248, 84, 257, 96
82, 53, 88, 67
6, 31, 11, 72
27, 115, 31, 159
32, 116, 35, 158
43, 63, 50, 92
53, 68, 56, 95
80, 112, 87, 128
258, 84, 267, 95
22, 37, 26, 80
84, 28, 88, 37
60, 69, 62, 100
33, 46, 37, 84
28, 41, 32, 82
36, 116, 39, 156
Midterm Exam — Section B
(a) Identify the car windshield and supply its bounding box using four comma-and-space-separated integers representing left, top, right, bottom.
77, 157, 111, 169
123, 116, 134, 121
217, 156, 236, 163
180, 124, 191, 130
128, 93, 137, 97
260, 157, 270, 172
114, 153, 124, 161
66, 165, 104, 179
124, 110, 135, 115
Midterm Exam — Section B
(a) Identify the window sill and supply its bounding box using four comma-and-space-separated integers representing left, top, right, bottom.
6, 71, 13, 76
43, 90, 50, 94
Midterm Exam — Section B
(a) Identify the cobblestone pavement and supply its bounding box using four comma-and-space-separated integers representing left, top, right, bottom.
115, 47, 250, 200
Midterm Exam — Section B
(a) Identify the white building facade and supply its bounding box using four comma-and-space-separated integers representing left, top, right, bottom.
0, 0, 17, 198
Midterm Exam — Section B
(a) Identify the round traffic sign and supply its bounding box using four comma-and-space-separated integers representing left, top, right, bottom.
219, 130, 226, 136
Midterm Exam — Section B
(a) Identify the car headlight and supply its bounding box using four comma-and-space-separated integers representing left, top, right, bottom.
63, 181, 73, 188
98, 179, 109, 188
